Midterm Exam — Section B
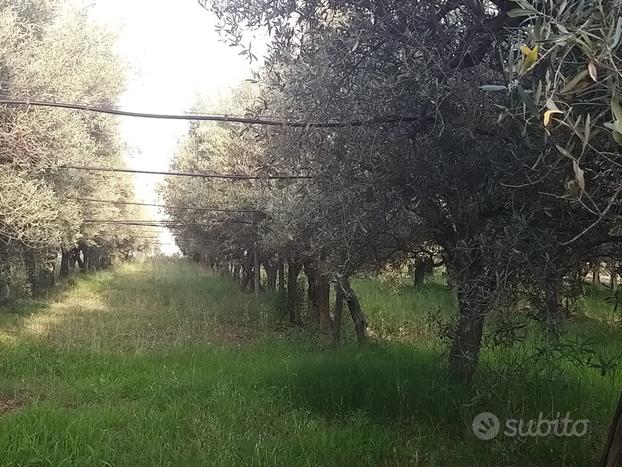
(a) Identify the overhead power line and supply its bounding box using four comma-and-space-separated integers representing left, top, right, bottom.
82, 220, 254, 226
0, 98, 421, 128
57, 165, 312, 180
67, 197, 263, 213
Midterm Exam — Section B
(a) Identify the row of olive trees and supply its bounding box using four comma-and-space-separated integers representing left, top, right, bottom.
170, 0, 621, 381
0, 0, 153, 302
189, 1, 621, 462
166, 1, 622, 457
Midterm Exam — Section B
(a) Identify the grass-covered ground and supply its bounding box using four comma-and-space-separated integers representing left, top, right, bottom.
0, 260, 619, 466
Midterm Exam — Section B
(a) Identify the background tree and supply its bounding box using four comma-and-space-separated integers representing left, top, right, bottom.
0, 0, 154, 301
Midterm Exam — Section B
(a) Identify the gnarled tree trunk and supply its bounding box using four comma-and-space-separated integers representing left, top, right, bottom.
449, 297, 485, 384
413, 254, 433, 286
448, 256, 490, 384
341, 277, 367, 343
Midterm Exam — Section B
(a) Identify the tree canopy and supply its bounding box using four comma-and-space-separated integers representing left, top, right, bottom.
0, 0, 154, 300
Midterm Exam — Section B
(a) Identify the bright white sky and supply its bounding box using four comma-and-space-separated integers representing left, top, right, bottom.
88, 0, 264, 254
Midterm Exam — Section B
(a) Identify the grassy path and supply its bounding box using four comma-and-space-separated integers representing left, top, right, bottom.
0, 260, 618, 466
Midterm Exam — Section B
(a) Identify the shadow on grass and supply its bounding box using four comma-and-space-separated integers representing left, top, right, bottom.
253, 342, 468, 426
0, 275, 91, 334
247, 338, 616, 466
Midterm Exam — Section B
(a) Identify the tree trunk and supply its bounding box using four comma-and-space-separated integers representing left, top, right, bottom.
23, 249, 38, 295
305, 264, 332, 329
333, 282, 344, 345
75, 249, 86, 273
601, 390, 622, 467
39, 252, 55, 290
413, 254, 433, 286
316, 276, 331, 330
83, 249, 90, 271
305, 263, 320, 326
278, 259, 285, 295
447, 251, 494, 385
449, 284, 486, 384
414, 261, 427, 286
544, 272, 565, 340
40, 267, 55, 290
68, 248, 81, 271
60, 248, 70, 279
594, 265, 601, 285
263, 260, 278, 293
253, 247, 260, 298
342, 278, 367, 343
241, 261, 253, 291
287, 260, 302, 325
233, 263, 241, 282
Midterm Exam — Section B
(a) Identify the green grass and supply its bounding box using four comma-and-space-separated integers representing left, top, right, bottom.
0, 260, 619, 466
353, 277, 455, 342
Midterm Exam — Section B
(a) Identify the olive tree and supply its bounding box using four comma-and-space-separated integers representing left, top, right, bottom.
0, 0, 150, 299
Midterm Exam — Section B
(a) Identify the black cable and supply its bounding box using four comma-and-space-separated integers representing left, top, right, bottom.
57, 165, 312, 180
67, 197, 262, 213
0, 98, 421, 128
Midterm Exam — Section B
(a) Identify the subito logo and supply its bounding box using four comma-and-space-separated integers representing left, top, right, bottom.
471, 411, 590, 440
472, 412, 501, 440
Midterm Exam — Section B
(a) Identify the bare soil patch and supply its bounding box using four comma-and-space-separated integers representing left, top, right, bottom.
0, 397, 23, 413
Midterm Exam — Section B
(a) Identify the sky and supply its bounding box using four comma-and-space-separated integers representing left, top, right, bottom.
88, 0, 263, 254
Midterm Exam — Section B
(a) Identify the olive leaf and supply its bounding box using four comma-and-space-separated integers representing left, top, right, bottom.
519, 45, 539, 74
544, 110, 563, 126
588, 62, 598, 82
